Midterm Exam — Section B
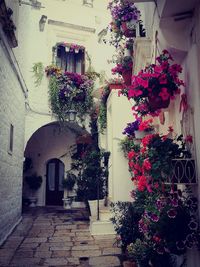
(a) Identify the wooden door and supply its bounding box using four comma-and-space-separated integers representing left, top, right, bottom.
46, 159, 64, 206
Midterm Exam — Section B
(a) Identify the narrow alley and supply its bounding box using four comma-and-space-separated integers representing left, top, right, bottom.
0, 207, 121, 267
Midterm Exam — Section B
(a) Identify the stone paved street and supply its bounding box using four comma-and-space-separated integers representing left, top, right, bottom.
0, 207, 122, 267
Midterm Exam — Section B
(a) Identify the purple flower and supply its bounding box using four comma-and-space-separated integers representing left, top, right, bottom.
188, 220, 198, 231
171, 198, 178, 207
123, 119, 141, 136
176, 240, 185, 250
167, 209, 177, 219
150, 213, 159, 222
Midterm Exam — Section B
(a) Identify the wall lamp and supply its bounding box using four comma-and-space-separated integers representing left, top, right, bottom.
39, 15, 47, 32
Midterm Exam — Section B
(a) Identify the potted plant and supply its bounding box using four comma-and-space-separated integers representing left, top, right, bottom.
25, 173, 42, 207
121, 50, 184, 117
76, 149, 106, 219
112, 56, 133, 85
107, 0, 141, 39
62, 171, 77, 209
122, 118, 154, 140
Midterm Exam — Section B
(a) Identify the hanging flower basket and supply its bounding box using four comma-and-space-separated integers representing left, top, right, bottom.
148, 95, 170, 111
122, 69, 132, 85
121, 20, 137, 38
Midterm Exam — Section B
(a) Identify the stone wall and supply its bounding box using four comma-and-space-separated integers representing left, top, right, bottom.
0, 39, 26, 245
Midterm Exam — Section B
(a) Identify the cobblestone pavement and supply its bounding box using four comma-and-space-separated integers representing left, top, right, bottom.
0, 207, 122, 267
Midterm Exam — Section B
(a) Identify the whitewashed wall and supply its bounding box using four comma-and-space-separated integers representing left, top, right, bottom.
0, 38, 26, 244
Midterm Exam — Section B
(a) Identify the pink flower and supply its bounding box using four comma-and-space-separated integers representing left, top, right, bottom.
168, 126, 174, 132
185, 135, 193, 143
159, 87, 170, 101
159, 74, 167, 84
136, 77, 149, 88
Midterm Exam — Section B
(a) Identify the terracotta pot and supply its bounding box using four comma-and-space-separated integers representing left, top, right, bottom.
123, 261, 137, 267
121, 21, 136, 38
109, 83, 124, 90
148, 95, 170, 111
122, 69, 132, 85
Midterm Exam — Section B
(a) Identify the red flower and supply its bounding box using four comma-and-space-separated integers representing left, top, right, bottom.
137, 175, 147, 191
128, 151, 135, 160
159, 87, 170, 101
138, 119, 153, 131
143, 158, 152, 171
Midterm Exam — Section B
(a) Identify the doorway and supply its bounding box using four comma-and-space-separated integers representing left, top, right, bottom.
46, 158, 65, 205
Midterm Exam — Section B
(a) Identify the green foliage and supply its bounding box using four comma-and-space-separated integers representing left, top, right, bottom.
119, 137, 140, 157
62, 171, 76, 191
98, 85, 110, 133
47, 66, 94, 123
110, 201, 142, 252
25, 173, 42, 191
32, 62, 44, 87
76, 149, 106, 201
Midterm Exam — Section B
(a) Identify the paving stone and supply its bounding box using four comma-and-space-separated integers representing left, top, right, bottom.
48, 236, 71, 242
89, 256, 121, 266
15, 250, 34, 258
37, 243, 51, 251
102, 247, 122, 255
53, 230, 71, 236
20, 242, 40, 249
23, 237, 47, 243
71, 250, 101, 258
34, 250, 52, 258
50, 245, 72, 251
52, 250, 71, 257
73, 236, 94, 242
43, 257, 69, 265
68, 257, 80, 265
72, 245, 99, 251
10, 257, 41, 266
75, 232, 91, 237
77, 224, 89, 230
56, 225, 77, 230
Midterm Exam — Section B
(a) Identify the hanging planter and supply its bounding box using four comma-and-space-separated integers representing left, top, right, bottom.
122, 69, 132, 85
121, 20, 137, 38
121, 50, 184, 117
148, 95, 170, 111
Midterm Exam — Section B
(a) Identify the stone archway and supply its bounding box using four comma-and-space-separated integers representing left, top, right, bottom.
23, 121, 90, 206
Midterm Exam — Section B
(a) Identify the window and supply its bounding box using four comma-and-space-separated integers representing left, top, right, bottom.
8, 124, 14, 154
55, 44, 85, 74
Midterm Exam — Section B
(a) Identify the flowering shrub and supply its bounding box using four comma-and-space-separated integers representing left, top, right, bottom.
128, 132, 191, 193
121, 50, 185, 116
45, 65, 94, 122
137, 188, 199, 256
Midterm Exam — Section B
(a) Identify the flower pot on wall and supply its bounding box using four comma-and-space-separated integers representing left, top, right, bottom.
148, 95, 170, 111
122, 69, 132, 85
88, 199, 105, 220
121, 20, 137, 38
